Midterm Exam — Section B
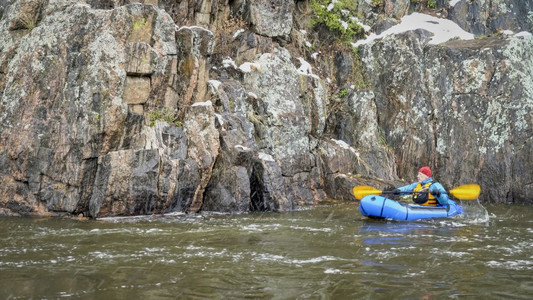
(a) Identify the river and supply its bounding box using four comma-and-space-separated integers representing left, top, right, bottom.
1, 200, 532, 299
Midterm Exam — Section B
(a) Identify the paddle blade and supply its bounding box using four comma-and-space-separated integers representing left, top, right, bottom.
352, 185, 383, 200
450, 184, 481, 200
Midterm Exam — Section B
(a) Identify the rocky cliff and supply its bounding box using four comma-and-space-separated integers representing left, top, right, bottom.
0, 0, 531, 217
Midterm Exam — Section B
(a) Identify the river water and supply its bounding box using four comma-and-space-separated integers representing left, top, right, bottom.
1, 200, 532, 299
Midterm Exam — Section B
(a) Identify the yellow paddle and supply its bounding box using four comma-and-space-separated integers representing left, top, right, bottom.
352, 185, 385, 200
352, 184, 481, 200
449, 184, 481, 200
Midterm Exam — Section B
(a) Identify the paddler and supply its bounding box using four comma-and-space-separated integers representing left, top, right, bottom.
392, 166, 449, 206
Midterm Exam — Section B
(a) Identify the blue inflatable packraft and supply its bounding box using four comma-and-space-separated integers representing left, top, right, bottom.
359, 195, 463, 221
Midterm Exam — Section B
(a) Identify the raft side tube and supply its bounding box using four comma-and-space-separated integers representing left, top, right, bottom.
359, 195, 463, 221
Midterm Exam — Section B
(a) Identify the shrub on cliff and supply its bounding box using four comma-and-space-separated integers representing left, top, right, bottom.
310, 0, 364, 43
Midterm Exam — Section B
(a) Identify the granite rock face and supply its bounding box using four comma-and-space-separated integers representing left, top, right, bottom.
360, 33, 533, 203
0, 0, 531, 217
0, 2, 219, 217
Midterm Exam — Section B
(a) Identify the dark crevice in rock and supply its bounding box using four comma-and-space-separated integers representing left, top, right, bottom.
249, 161, 265, 212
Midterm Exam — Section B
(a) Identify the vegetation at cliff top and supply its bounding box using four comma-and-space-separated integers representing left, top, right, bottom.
310, 0, 364, 43
410, 0, 437, 8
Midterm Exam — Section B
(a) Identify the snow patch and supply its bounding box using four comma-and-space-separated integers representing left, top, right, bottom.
515, 31, 532, 38
449, 0, 462, 7
353, 13, 474, 47
351, 16, 371, 32
233, 29, 245, 40
327, 0, 339, 11
208, 80, 221, 92
296, 57, 319, 79
177, 26, 214, 36
258, 152, 275, 162
239, 62, 262, 73
235, 145, 251, 151
215, 113, 225, 129
341, 20, 348, 30
191, 100, 213, 107
222, 58, 237, 69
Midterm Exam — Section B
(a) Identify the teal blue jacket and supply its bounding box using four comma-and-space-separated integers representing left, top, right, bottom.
397, 178, 449, 206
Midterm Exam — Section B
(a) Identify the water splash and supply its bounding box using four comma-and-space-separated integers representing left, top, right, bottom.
456, 199, 490, 225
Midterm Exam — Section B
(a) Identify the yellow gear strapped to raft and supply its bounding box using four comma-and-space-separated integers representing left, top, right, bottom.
413, 181, 437, 206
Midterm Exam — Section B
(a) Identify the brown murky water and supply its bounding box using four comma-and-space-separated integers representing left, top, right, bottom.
1, 200, 532, 299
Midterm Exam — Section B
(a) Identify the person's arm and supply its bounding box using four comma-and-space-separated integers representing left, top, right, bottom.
396, 182, 418, 194
430, 182, 449, 205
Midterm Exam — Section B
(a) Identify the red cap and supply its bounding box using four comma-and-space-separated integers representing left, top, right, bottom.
418, 166, 432, 177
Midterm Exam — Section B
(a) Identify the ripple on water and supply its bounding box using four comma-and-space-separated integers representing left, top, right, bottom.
486, 259, 533, 270
324, 268, 352, 274
1, 203, 532, 299
253, 253, 354, 265
289, 225, 333, 232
